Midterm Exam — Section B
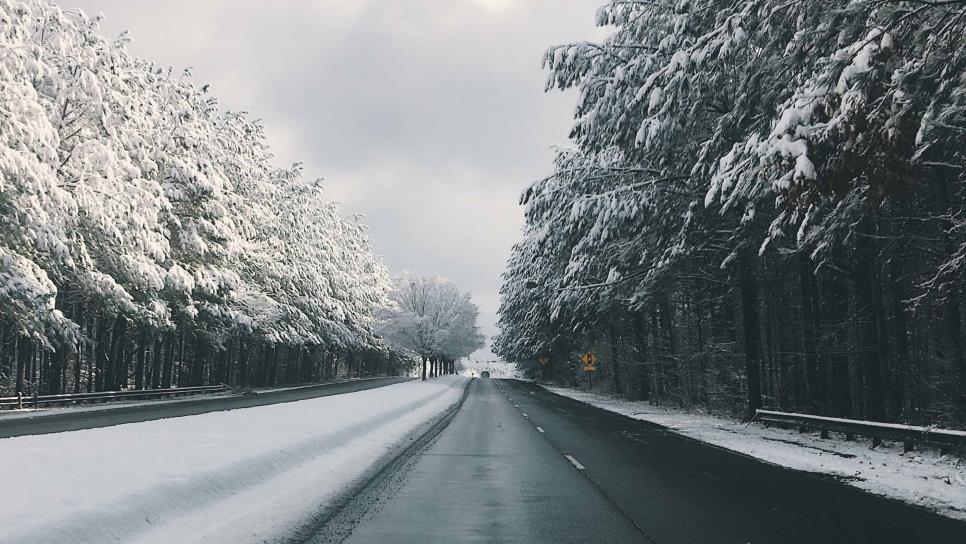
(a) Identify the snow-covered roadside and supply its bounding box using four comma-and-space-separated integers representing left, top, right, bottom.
543, 385, 966, 520
250, 375, 399, 395
1, 376, 468, 544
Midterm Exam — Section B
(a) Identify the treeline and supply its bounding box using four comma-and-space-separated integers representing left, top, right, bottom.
495, 0, 966, 426
2, 318, 410, 395
0, 2, 404, 395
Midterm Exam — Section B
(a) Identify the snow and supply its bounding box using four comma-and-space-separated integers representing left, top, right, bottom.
543, 385, 966, 521
0, 376, 469, 544
836, 30, 881, 93
249, 376, 394, 395
0, 0, 395, 351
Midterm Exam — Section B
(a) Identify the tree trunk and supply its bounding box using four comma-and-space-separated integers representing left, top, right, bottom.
162, 332, 175, 388
192, 334, 208, 386
658, 297, 676, 401
111, 316, 128, 389
15, 337, 30, 395
632, 313, 651, 401
799, 255, 823, 413
151, 337, 163, 388
74, 339, 82, 394
824, 273, 853, 417
853, 214, 884, 421
95, 318, 109, 392
135, 329, 147, 390
739, 250, 763, 419
609, 323, 622, 396
49, 344, 65, 394
890, 258, 911, 421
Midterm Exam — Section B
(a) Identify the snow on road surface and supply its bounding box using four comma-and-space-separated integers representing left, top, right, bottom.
544, 385, 966, 521
1, 376, 469, 544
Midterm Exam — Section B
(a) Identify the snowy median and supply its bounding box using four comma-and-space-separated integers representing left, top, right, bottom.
543, 385, 966, 520
2, 376, 469, 544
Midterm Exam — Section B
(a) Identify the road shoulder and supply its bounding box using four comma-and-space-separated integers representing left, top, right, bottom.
540, 383, 966, 521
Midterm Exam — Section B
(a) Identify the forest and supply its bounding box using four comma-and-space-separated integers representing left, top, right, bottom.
495, 0, 966, 427
0, 2, 480, 396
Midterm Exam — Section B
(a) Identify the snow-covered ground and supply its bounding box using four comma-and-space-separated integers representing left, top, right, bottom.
1, 376, 468, 544
244, 375, 400, 395
543, 385, 966, 520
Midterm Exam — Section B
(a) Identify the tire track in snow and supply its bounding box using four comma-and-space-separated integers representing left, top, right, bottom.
6, 379, 466, 544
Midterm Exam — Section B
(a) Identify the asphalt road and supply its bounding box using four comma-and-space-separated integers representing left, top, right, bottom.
0, 377, 413, 439
318, 378, 966, 544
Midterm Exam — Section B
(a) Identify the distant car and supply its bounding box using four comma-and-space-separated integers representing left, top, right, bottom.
480, 371, 490, 378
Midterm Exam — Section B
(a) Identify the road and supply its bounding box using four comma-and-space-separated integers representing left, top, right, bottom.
307, 378, 966, 544
0, 377, 412, 439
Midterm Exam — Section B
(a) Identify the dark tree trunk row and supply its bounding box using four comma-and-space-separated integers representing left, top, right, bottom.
531, 211, 966, 427
0, 312, 404, 396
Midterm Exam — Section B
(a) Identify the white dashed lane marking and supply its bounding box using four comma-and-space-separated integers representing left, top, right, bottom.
565, 455, 585, 470
536, 426, 545, 434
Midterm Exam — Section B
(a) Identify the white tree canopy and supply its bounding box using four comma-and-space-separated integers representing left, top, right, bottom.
0, 0, 392, 353
377, 274, 484, 362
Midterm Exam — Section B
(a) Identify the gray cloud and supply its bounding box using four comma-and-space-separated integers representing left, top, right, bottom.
70, 0, 608, 359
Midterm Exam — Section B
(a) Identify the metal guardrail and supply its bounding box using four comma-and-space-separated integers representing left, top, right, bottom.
755, 409, 966, 455
0, 385, 231, 410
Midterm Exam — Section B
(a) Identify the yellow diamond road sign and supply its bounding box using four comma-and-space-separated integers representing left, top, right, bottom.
580, 352, 598, 371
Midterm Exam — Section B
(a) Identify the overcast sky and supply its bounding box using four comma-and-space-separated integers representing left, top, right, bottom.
69, 0, 608, 360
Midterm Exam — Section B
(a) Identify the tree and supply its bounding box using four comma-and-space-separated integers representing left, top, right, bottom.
497, 0, 966, 425
377, 275, 484, 380
0, 0, 399, 395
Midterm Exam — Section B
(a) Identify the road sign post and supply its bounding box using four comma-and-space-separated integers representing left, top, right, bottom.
580, 352, 598, 389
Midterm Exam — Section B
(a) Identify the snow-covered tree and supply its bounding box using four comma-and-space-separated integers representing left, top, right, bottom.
377, 274, 484, 380
0, 0, 397, 394
498, 0, 966, 424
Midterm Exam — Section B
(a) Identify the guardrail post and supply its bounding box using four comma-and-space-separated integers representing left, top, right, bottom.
903, 439, 914, 453
17, 392, 22, 410
820, 429, 829, 439
32, 392, 38, 409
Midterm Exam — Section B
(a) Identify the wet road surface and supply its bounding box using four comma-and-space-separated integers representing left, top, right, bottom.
322, 378, 966, 543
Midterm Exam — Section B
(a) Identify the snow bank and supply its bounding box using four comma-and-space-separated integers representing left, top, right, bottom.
1, 376, 468, 544
543, 385, 966, 520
